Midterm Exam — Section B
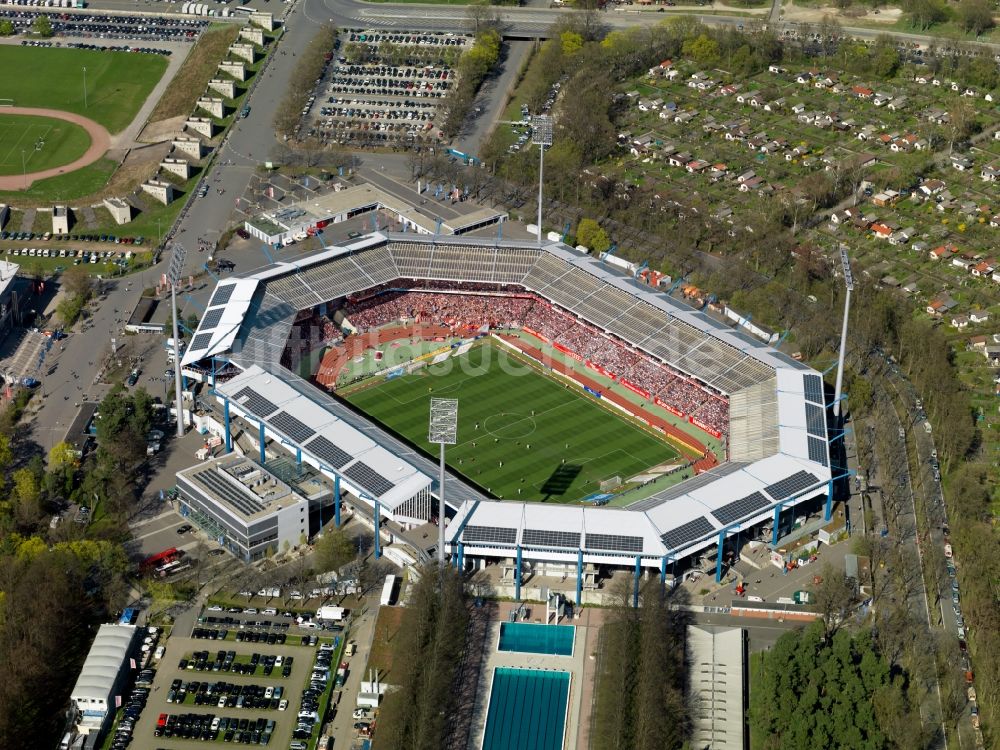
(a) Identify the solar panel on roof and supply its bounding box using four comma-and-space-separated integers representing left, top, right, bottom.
189, 332, 214, 351
462, 525, 517, 545
209, 283, 236, 307
661, 516, 715, 550
305, 435, 352, 469
270, 411, 315, 443
803, 374, 824, 404
232, 387, 278, 417
585, 533, 644, 553
764, 470, 819, 500
522, 529, 580, 549
193, 468, 265, 518
201, 307, 226, 330
805, 403, 827, 438
343, 461, 394, 498
808, 436, 829, 467
712, 491, 770, 526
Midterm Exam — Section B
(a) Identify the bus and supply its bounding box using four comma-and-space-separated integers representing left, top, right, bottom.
233, 6, 257, 15
141, 547, 180, 574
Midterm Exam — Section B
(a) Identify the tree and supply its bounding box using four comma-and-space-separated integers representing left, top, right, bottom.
560, 30, 584, 57
33, 14, 52, 37
47, 441, 77, 471
576, 218, 610, 252
314, 527, 356, 574
958, 0, 995, 35
903, 0, 947, 30
466, 1, 501, 35
61, 265, 92, 301
681, 34, 720, 67
0, 20, 14, 36
810, 563, 858, 636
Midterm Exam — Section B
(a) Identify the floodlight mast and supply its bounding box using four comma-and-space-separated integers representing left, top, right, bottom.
168, 244, 187, 438
531, 116, 553, 247
428, 398, 458, 564
832, 245, 854, 419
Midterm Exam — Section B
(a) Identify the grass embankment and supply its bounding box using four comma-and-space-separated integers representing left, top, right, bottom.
148, 24, 242, 123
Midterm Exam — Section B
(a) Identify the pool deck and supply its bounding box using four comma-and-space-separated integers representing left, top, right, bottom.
470, 607, 595, 750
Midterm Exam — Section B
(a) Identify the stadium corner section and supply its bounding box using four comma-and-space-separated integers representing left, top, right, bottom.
491, 333, 715, 466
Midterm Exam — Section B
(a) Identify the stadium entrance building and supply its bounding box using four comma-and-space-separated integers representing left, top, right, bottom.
180, 232, 837, 600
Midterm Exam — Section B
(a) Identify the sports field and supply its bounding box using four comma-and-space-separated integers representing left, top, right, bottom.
343, 344, 678, 503
0, 114, 92, 176
0, 46, 167, 133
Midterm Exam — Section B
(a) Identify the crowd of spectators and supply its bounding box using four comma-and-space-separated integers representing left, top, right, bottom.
336, 286, 729, 436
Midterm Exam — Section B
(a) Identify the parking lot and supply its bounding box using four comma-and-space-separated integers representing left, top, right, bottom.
133, 627, 326, 750
0, 8, 207, 42
302, 29, 470, 149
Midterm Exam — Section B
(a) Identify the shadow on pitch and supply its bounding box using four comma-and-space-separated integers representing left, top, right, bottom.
539, 463, 581, 501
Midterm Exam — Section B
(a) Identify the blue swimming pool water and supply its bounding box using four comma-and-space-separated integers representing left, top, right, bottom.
498, 622, 575, 656
482, 668, 569, 750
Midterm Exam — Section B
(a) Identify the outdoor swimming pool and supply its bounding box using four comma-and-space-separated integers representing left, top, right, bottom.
497, 622, 575, 656
482, 668, 569, 750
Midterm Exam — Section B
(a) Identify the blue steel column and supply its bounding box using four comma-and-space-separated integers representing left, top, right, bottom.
633, 556, 641, 608
772, 503, 782, 545
334, 475, 341, 528
515, 546, 522, 601
715, 531, 725, 583
457, 542, 464, 571
258, 423, 266, 465
660, 556, 667, 586
223, 399, 232, 453
374, 500, 381, 559
576, 549, 583, 607
296, 447, 302, 466
825, 480, 834, 521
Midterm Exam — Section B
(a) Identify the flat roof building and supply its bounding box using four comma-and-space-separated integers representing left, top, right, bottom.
688, 625, 747, 750
70, 623, 140, 736
176, 453, 310, 561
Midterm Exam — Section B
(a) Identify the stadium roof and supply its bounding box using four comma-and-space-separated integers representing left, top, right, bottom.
186, 231, 832, 559
70, 623, 137, 705
688, 626, 746, 750
216, 365, 434, 511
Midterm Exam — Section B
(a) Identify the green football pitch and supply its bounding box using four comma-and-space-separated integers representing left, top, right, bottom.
0, 114, 92, 176
343, 344, 679, 503
0, 46, 167, 134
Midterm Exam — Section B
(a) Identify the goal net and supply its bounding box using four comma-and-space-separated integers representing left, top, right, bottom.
600, 476, 622, 492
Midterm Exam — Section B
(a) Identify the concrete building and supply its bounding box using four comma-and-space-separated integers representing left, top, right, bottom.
141, 180, 176, 206
239, 27, 265, 46
103, 197, 133, 225
196, 96, 225, 119
207, 77, 237, 99
70, 623, 140, 736
218, 60, 248, 82
51, 205, 70, 235
160, 158, 193, 180
249, 11, 275, 30
228, 43, 256, 64
172, 137, 206, 161
0, 203, 8, 231
244, 183, 507, 245
185, 117, 216, 139
687, 626, 747, 750
0, 260, 20, 337
175, 453, 312, 561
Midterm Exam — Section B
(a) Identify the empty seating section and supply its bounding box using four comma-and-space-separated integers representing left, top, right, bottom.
616, 303, 670, 343
353, 244, 399, 283
494, 247, 542, 284
390, 242, 435, 278
296, 256, 373, 301
265, 274, 321, 310
573, 289, 638, 329
536, 268, 603, 310
425, 244, 497, 282
521, 253, 570, 291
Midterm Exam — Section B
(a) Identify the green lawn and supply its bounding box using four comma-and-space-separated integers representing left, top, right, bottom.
0, 46, 167, 133
0, 113, 92, 176
343, 343, 677, 502
0, 157, 117, 203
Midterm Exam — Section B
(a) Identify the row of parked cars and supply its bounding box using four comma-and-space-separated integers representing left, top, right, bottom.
180, 649, 294, 679
154, 712, 275, 744
1, 230, 144, 244
7, 247, 134, 260
289, 643, 335, 743
0, 8, 206, 40
109, 682, 151, 750
167, 677, 288, 710
345, 30, 468, 47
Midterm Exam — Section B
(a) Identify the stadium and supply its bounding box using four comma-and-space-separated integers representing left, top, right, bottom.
180, 232, 836, 602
